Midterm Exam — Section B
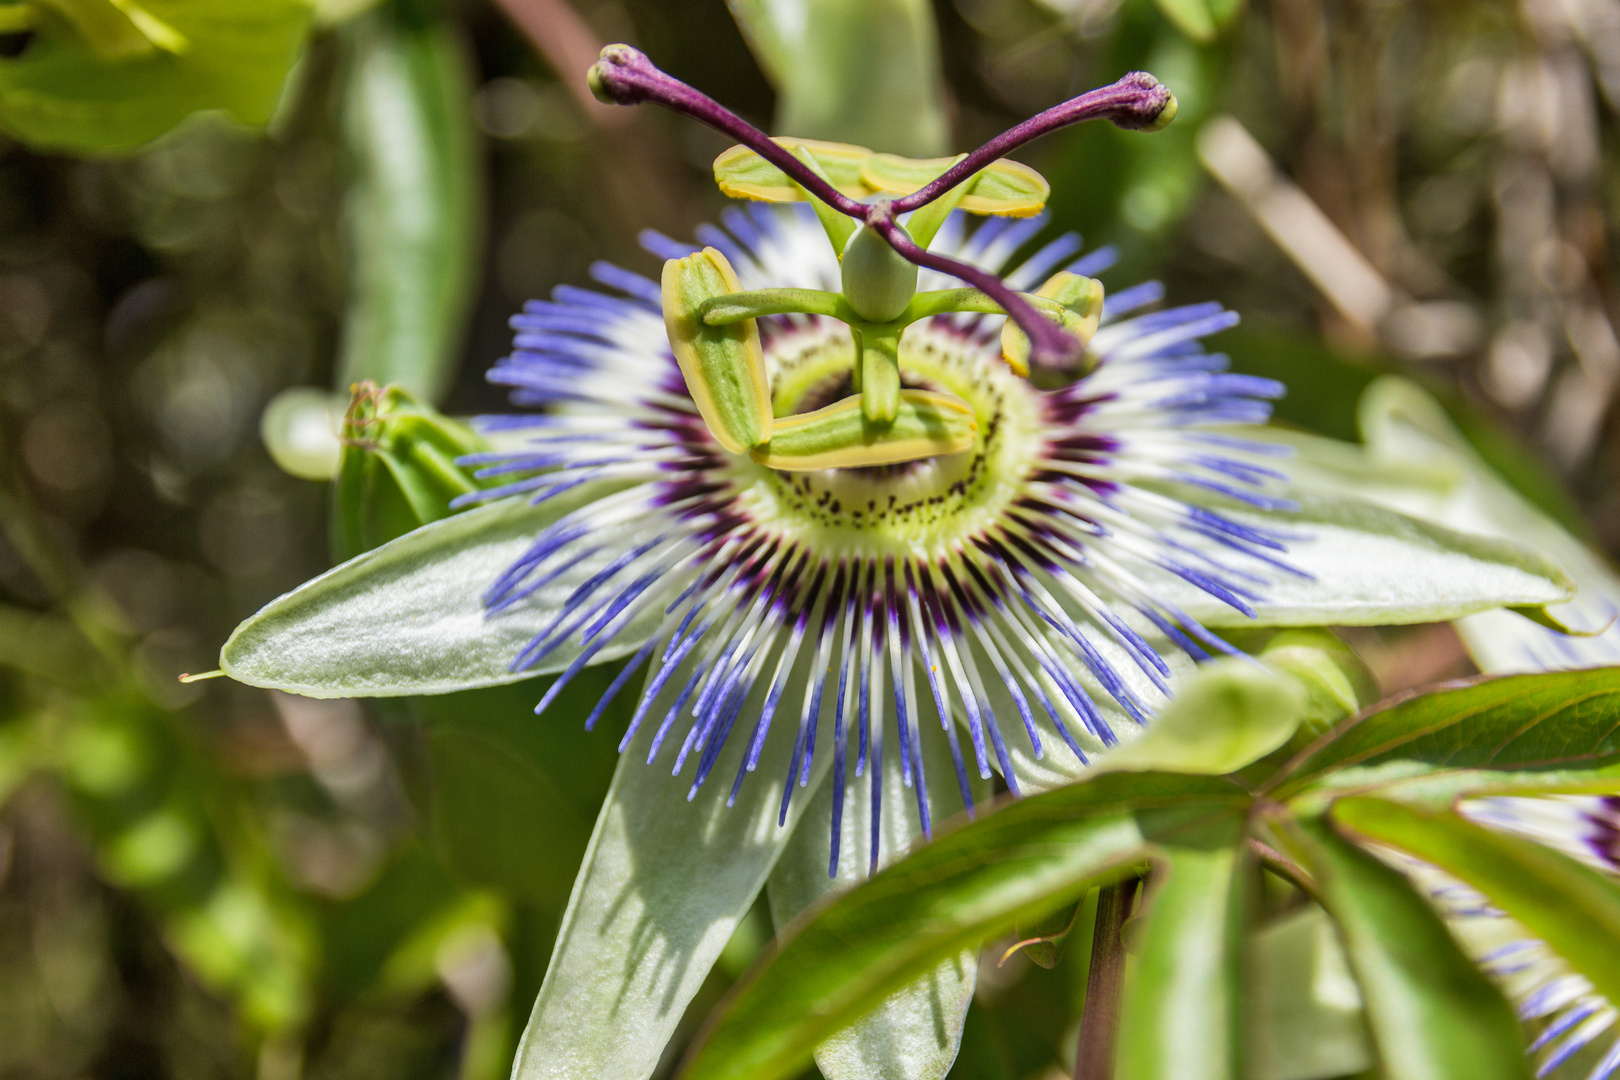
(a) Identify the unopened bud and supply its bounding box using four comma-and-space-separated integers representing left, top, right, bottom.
331, 382, 491, 560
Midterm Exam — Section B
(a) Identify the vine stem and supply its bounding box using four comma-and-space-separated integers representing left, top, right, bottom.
1075, 877, 1140, 1080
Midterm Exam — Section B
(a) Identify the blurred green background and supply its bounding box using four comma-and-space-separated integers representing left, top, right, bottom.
3, 0, 1619, 1076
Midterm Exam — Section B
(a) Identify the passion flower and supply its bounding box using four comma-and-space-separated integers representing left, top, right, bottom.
457, 47, 1295, 872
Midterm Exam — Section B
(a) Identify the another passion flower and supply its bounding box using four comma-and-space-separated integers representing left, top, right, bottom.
459, 47, 1292, 871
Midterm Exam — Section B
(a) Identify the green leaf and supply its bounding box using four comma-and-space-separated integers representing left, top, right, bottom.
336, 11, 481, 403
1247, 904, 1373, 1080
679, 774, 1246, 1080
509, 679, 833, 1080
1282, 819, 1531, 1080
1271, 378, 1615, 673
764, 714, 990, 1080
1094, 657, 1304, 775
1116, 842, 1246, 1080
1141, 489, 1574, 628
1356, 379, 1619, 673
1303, 766, 1620, 812
1151, 0, 1242, 42
1277, 668, 1620, 793
220, 490, 662, 698
725, 0, 948, 157
1332, 797, 1620, 1014
0, 0, 312, 155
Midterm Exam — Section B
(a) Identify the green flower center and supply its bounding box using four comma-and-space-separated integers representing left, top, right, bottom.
728, 328, 1046, 559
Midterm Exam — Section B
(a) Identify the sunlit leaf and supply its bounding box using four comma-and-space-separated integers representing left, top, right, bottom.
0, 0, 312, 154
1277, 668, 1620, 794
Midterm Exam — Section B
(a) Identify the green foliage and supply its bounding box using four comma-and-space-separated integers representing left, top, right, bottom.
726, 0, 948, 156
1284, 820, 1531, 1080
679, 773, 1243, 1080
1114, 843, 1245, 1080
1278, 668, 1620, 791
1332, 799, 1620, 1018
1151, 0, 1244, 43
335, 8, 481, 403
0, 0, 312, 154
677, 666, 1620, 1080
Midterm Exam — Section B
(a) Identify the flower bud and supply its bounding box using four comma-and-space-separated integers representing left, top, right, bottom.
331, 382, 490, 560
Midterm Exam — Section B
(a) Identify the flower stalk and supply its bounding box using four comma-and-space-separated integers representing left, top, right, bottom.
1076, 877, 1141, 1080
